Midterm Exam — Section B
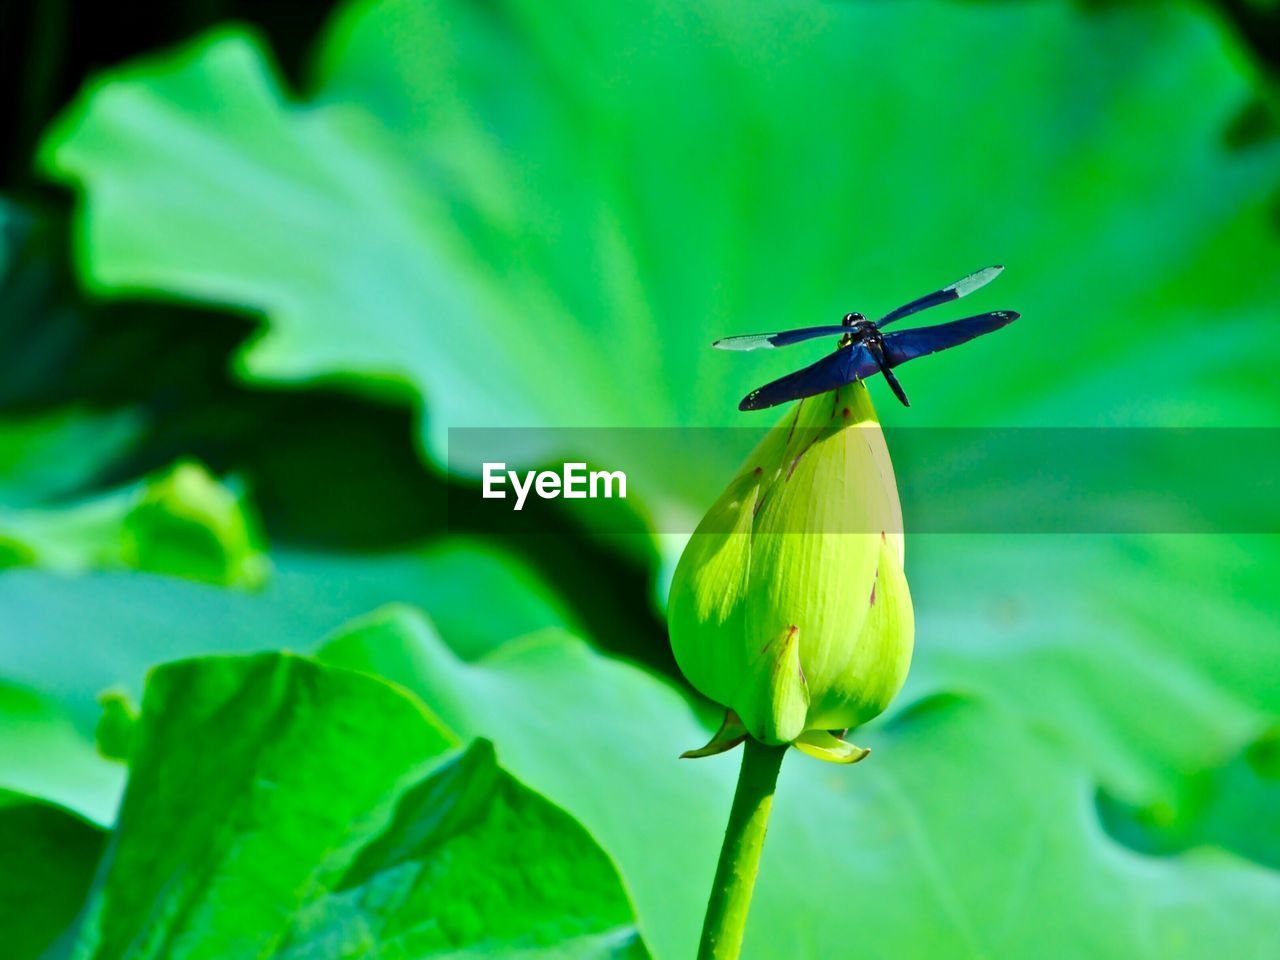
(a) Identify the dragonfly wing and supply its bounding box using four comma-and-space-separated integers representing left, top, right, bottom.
713, 325, 849, 351
881, 311, 1019, 367
876, 265, 1004, 328
739, 343, 880, 411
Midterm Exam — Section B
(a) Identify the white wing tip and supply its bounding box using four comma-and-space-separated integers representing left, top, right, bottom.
713, 337, 774, 351
949, 264, 1004, 297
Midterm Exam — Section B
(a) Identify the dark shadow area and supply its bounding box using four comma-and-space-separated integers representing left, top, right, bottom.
0, 0, 336, 191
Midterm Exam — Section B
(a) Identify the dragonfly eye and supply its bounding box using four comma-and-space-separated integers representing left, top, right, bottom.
842, 312, 865, 327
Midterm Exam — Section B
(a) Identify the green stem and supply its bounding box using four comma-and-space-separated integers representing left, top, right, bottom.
696, 737, 787, 960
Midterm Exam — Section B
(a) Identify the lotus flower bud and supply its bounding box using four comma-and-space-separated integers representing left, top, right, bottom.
668, 382, 913, 762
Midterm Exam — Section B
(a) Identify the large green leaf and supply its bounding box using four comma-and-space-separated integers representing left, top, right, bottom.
58, 653, 453, 958
60, 653, 644, 959
319, 607, 1280, 960
39, 1, 1280, 450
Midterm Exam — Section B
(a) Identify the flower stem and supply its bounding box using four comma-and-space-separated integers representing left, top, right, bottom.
697, 737, 787, 960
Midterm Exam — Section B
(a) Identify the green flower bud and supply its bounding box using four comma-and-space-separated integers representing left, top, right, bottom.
668, 382, 913, 761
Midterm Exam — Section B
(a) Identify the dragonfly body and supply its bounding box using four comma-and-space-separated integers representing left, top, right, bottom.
715, 266, 1019, 410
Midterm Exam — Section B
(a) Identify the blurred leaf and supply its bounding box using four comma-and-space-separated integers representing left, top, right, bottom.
0, 409, 142, 508
37, 2, 1280, 462
0, 682, 124, 824
119, 459, 270, 587
0, 790, 105, 960
349, 537, 581, 660
903, 534, 1280, 804
0, 487, 132, 572
1099, 725, 1280, 870
319, 606, 1280, 960
59, 653, 645, 959
0, 458, 271, 586
93, 690, 138, 763
0, 539, 575, 735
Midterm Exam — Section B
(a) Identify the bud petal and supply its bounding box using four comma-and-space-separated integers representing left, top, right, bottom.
732, 624, 809, 745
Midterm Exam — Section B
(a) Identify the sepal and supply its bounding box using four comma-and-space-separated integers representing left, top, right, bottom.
793, 729, 870, 764
681, 710, 748, 759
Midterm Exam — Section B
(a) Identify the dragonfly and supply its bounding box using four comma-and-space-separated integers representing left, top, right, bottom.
714, 266, 1019, 410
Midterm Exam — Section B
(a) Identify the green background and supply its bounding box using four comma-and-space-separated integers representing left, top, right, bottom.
2, 0, 1278, 957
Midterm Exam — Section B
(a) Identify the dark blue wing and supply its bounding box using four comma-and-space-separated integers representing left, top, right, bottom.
881, 311, 1019, 367
877, 265, 1003, 329
713, 325, 850, 351
739, 343, 881, 411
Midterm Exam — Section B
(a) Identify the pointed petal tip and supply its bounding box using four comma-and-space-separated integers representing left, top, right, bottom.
680, 742, 744, 760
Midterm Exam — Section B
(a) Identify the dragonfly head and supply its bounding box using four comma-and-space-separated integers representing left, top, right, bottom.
841, 312, 866, 328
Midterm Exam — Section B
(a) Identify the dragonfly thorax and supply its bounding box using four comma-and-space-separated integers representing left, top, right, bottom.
838, 314, 880, 347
